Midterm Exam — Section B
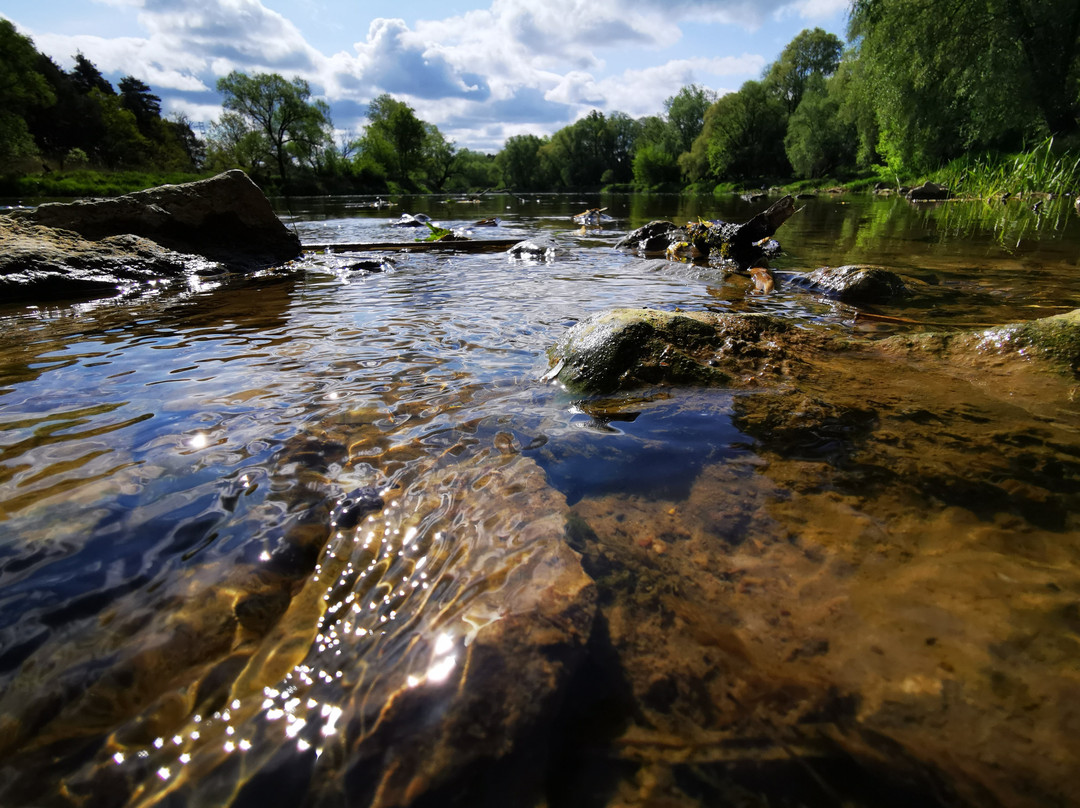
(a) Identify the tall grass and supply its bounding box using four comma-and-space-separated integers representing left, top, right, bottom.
933, 138, 1080, 199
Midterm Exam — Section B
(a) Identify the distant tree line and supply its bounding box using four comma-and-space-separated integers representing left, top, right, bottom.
3, 0, 1078, 196
0, 19, 203, 175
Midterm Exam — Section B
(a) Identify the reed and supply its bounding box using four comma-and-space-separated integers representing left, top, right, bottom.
933, 138, 1080, 199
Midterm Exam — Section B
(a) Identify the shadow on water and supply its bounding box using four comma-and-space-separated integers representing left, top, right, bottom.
530, 391, 750, 505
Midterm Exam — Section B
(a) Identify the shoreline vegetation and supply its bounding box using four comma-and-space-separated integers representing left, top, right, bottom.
2, 2, 1078, 204
4, 140, 1079, 205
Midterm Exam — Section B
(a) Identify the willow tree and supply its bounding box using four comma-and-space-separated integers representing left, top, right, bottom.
849, 0, 1080, 171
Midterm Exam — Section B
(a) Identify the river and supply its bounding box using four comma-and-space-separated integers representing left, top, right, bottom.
1, 192, 1078, 807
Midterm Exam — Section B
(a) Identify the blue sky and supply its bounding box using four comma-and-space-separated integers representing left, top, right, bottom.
1, 0, 851, 152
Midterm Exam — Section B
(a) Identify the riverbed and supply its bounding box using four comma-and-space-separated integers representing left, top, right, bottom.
1, 192, 1078, 807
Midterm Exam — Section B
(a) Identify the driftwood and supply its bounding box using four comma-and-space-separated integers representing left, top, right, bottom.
616, 195, 798, 269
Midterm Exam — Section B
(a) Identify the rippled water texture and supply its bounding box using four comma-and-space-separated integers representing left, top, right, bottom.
1, 194, 1079, 807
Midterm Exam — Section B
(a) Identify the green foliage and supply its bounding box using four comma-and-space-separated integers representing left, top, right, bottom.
784, 77, 856, 178
704, 81, 790, 180
0, 169, 209, 197
417, 221, 454, 242
763, 27, 843, 113
665, 84, 717, 155
356, 94, 428, 185
214, 71, 332, 182
848, 0, 1079, 172
447, 149, 499, 192
0, 20, 54, 163
632, 144, 680, 190
496, 134, 549, 189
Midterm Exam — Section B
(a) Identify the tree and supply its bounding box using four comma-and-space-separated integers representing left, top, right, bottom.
70, 52, 114, 96
447, 149, 498, 192
118, 76, 162, 131
605, 111, 642, 185
849, 0, 1080, 171
216, 71, 332, 182
496, 134, 547, 189
703, 81, 790, 180
542, 110, 615, 187
665, 84, 717, 155
764, 28, 843, 113
422, 123, 457, 190
358, 94, 427, 184
783, 77, 856, 178
0, 20, 54, 163
633, 144, 680, 189
206, 111, 270, 175
90, 87, 151, 169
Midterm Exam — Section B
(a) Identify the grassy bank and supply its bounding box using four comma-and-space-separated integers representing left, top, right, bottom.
0, 170, 214, 200
931, 139, 1080, 199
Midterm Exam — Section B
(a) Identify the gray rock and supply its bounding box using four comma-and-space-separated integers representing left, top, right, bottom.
507, 238, 562, 260
615, 220, 680, 253
0, 218, 216, 302
798, 264, 913, 304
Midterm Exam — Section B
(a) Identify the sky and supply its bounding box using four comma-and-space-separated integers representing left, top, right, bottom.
1, 0, 851, 153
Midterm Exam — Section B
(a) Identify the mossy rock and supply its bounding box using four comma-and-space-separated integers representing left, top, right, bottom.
883, 308, 1080, 375
547, 308, 818, 394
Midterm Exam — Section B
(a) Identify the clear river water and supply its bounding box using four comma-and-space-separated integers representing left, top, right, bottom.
1, 192, 1079, 807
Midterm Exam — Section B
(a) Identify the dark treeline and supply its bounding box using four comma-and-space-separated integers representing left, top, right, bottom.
1, 20, 204, 182
3, 0, 1078, 198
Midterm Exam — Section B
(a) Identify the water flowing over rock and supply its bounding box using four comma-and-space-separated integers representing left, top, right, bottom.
1, 170, 300, 303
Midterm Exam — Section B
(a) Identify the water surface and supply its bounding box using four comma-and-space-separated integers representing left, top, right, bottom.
1, 192, 1079, 806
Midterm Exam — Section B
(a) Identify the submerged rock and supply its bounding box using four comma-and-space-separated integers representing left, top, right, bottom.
548, 308, 830, 394
507, 237, 563, 260
1, 170, 300, 303
883, 306, 1080, 375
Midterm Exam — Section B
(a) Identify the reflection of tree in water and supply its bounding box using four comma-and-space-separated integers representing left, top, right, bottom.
919, 196, 1079, 251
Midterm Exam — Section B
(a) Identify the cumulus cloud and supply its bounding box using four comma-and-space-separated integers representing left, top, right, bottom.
333, 18, 490, 100
9, 0, 848, 150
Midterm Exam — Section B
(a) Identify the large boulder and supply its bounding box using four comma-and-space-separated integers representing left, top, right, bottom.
7, 170, 300, 268
0, 217, 212, 302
